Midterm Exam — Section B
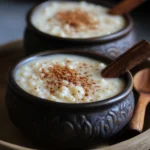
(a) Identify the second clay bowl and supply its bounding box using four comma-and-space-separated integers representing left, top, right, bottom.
24, 0, 135, 58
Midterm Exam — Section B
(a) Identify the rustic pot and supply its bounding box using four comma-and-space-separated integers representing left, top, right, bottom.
6, 50, 134, 148
24, 0, 135, 58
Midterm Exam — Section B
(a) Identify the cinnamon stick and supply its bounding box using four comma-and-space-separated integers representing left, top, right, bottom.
102, 40, 150, 78
109, 0, 145, 15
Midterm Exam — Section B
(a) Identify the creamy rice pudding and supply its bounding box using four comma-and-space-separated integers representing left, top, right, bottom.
15, 55, 125, 103
31, 1, 126, 38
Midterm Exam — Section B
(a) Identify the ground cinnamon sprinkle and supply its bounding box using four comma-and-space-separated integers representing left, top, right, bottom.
55, 9, 98, 29
40, 63, 99, 96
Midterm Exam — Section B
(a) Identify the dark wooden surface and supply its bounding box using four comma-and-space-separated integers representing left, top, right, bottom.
0, 0, 149, 149
0, 40, 150, 150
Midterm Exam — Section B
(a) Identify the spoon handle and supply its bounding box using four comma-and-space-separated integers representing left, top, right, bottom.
129, 93, 150, 133
108, 0, 145, 15
102, 40, 150, 78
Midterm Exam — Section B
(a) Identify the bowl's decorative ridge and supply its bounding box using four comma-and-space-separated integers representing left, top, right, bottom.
44, 93, 134, 141
6, 88, 134, 143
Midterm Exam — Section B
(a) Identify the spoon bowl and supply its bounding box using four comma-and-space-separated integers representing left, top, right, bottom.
134, 68, 150, 93
129, 68, 150, 133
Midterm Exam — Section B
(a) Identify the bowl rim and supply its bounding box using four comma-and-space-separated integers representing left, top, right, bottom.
8, 50, 133, 109
26, 0, 133, 43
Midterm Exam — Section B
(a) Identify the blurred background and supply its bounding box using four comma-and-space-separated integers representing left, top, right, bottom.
0, 0, 149, 45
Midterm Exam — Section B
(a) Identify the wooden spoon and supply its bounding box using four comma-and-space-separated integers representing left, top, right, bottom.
129, 68, 150, 133
102, 40, 150, 78
108, 0, 145, 15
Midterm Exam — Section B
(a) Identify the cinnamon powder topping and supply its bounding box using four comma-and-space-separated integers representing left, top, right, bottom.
55, 9, 98, 29
40, 64, 99, 95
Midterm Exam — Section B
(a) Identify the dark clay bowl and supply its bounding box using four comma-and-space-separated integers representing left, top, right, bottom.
6, 50, 134, 149
24, 0, 135, 58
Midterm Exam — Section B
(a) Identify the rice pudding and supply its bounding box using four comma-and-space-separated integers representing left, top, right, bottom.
15, 54, 125, 103
31, 1, 126, 38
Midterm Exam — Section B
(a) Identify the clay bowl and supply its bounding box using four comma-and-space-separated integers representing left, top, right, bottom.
5, 50, 134, 149
24, 0, 135, 58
